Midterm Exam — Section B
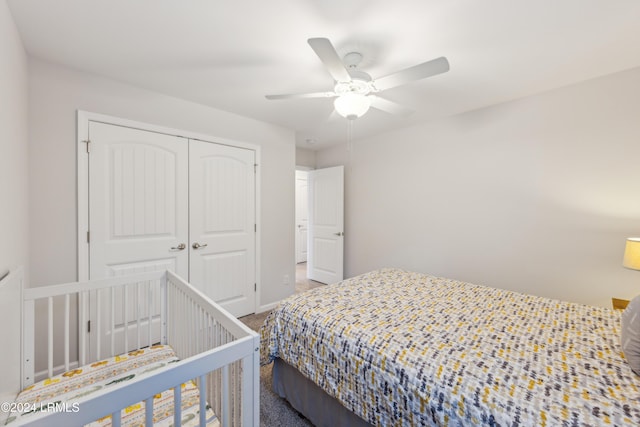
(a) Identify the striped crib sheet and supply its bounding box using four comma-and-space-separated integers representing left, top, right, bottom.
6, 344, 219, 426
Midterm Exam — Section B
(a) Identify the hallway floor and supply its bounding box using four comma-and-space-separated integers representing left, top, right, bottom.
294, 262, 324, 294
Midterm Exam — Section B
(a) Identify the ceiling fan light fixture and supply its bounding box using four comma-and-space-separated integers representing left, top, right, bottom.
334, 93, 371, 120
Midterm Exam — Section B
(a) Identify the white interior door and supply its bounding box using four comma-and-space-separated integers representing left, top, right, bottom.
189, 140, 256, 317
88, 122, 189, 279
307, 166, 344, 284
88, 122, 188, 355
295, 170, 309, 263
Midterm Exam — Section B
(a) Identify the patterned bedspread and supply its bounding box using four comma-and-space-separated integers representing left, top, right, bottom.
6, 345, 219, 426
260, 268, 640, 426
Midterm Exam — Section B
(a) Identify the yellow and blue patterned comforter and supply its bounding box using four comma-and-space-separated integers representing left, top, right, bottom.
260, 268, 640, 426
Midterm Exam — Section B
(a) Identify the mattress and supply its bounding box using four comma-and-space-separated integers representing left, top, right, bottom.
260, 268, 640, 426
5, 344, 219, 426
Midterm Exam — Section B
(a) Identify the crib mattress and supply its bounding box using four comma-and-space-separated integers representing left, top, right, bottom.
5, 344, 220, 426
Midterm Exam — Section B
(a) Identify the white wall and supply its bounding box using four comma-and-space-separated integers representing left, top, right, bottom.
0, 0, 28, 278
296, 147, 316, 169
317, 66, 640, 307
0, 0, 28, 410
28, 58, 295, 309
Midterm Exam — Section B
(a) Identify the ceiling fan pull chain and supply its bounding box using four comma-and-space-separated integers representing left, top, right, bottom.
347, 119, 354, 169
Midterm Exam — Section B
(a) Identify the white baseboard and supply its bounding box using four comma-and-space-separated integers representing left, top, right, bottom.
257, 302, 280, 313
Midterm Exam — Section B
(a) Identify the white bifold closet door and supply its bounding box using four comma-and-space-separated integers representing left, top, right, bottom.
88, 122, 255, 334
88, 122, 190, 280
189, 140, 256, 317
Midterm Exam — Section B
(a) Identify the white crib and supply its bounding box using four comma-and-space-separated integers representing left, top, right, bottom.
0, 268, 259, 426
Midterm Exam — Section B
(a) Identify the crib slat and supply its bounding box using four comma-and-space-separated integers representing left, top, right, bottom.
222, 364, 230, 427
64, 293, 70, 372
47, 297, 53, 378
199, 375, 206, 426
190, 300, 195, 355
145, 396, 153, 426
136, 281, 141, 350
196, 305, 201, 355
180, 290, 185, 357
160, 275, 167, 345
186, 291, 190, 356
178, 290, 184, 357
112, 410, 122, 427
79, 290, 87, 366
111, 286, 115, 356
147, 280, 153, 347
200, 307, 205, 353
96, 289, 101, 360
174, 384, 182, 426
123, 283, 129, 352
180, 289, 185, 356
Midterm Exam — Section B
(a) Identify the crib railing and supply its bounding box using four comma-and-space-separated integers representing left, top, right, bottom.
20, 270, 259, 426
22, 271, 168, 384
165, 271, 259, 426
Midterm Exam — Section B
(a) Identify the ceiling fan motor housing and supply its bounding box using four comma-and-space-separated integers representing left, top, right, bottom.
335, 69, 375, 96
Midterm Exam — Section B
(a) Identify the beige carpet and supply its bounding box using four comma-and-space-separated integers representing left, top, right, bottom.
238, 263, 322, 427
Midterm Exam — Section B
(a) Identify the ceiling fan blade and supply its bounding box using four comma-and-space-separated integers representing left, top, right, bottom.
369, 95, 414, 117
265, 91, 336, 100
373, 56, 449, 91
307, 38, 352, 83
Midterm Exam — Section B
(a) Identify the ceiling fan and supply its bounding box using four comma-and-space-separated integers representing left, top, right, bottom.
265, 37, 450, 120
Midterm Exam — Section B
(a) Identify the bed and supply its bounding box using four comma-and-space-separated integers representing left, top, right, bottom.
260, 268, 640, 426
0, 267, 259, 426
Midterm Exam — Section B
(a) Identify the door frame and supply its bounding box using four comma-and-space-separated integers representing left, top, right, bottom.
77, 110, 262, 311
307, 165, 344, 284
295, 166, 312, 265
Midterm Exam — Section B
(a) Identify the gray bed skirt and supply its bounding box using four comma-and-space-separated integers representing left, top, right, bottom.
272, 358, 374, 427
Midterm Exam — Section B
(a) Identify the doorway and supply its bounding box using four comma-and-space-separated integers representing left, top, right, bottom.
295, 170, 309, 264
295, 261, 323, 293
295, 165, 344, 285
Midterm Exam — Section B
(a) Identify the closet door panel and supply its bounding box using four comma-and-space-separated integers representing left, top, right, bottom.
189, 140, 256, 317
88, 122, 189, 279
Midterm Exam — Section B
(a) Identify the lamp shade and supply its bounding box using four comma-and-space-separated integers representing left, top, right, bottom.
623, 238, 640, 270
334, 93, 371, 120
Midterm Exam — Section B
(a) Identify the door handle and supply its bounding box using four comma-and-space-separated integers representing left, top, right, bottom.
334, 232, 344, 236
170, 243, 186, 251
192, 242, 208, 249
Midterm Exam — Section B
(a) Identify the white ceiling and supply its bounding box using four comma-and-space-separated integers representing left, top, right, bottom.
8, 0, 640, 150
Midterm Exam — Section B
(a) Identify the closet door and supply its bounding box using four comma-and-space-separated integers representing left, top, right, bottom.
189, 140, 256, 317
88, 122, 189, 278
